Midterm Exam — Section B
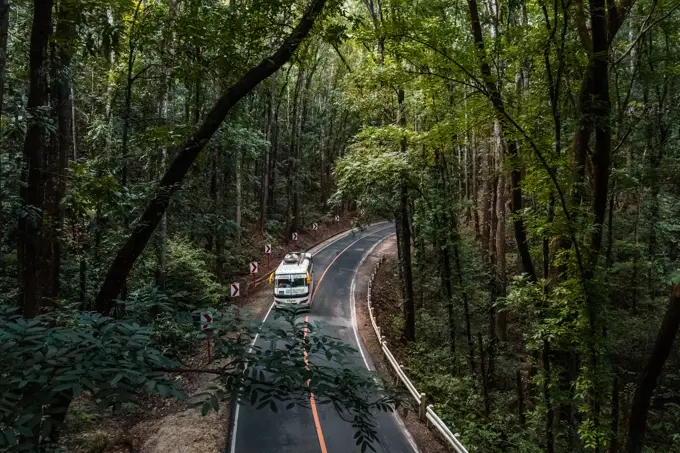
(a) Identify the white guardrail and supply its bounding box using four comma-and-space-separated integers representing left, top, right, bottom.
368, 257, 470, 453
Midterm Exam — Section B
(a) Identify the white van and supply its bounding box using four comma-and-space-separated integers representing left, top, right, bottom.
269, 252, 313, 310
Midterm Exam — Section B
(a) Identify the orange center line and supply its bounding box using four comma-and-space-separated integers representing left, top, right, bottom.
303, 225, 393, 453
304, 315, 328, 453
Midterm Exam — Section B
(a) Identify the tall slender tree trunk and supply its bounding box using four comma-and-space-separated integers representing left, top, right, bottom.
495, 161, 507, 341
235, 146, 242, 245
267, 98, 280, 219
156, 0, 176, 289
0, 0, 9, 263
286, 68, 303, 239
19, 0, 54, 317
398, 87, 415, 342
260, 76, 276, 234
437, 151, 456, 361
121, 1, 143, 191
0, 0, 7, 129
44, 0, 77, 304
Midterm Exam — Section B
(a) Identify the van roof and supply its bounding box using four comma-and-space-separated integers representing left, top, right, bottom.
275, 263, 308, 275
275, 253, 311, 275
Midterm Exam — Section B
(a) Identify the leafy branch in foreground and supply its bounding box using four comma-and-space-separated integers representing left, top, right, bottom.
0, 306, 396, 452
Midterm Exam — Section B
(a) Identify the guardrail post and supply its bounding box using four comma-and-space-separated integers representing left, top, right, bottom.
419, 393, 427, 422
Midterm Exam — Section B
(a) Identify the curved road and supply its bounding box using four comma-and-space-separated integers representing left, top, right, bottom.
229, 222, 417, 453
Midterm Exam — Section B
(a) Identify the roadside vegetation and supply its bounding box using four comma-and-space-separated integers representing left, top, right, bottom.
2, 0, 680, 452
334, 1, 680, 453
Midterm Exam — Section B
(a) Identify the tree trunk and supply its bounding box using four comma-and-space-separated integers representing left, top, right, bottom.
436, 151, 457, 362
516, 370, 526, 426
495, 172, 507, 340
267, 80, 284, 219
18, 0, 54, 317
397, 87, 415, 342
454, 243, 475, 375
0, 0, 9, 256
235, 145, 243, 244
44, 0, 77, 304
287, 67, 303, 238
260, 76, 276, 234
626, 284, 680, 453
543, 340, 555, 453
121, 1, 143, 191
156, 0, 176, 289
104, 8, 115, 153
478, 332, 490, 417
94, 0, 329, 314
0, 0, 8, 123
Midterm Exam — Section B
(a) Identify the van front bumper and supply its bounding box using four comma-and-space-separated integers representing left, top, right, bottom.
274, 297, 310, 310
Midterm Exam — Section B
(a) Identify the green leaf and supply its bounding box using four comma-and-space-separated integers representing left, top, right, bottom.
210, 394, 219, 412
110, 373, 123, 386
2, 428, 17, 446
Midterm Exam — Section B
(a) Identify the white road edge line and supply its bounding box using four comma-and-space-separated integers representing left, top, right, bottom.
229, 222, 389, 453
350, 233, 421, 453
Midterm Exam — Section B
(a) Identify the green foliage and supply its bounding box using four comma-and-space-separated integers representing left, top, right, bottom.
0, 304, 398, 452
0, 308, 183, 451
164, 239, 226, 307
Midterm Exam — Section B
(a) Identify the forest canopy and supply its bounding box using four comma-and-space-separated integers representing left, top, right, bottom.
1, 0, 680, 452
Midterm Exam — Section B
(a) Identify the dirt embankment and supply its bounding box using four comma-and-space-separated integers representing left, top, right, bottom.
353, 235, 451, 453
65, 220, 354, 453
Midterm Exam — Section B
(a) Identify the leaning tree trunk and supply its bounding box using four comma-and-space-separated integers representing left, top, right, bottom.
19, 0, 54, 317
94, 0, 329, 314
626, 284, 680, 453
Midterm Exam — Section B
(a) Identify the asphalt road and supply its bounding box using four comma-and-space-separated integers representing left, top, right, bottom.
229, 223, 418, 453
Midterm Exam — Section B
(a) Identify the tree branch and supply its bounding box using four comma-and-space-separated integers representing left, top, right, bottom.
613, 1, 680, 66
572, 0, 593, 51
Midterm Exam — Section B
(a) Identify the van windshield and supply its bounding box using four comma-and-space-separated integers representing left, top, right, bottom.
276, 275, 307, 288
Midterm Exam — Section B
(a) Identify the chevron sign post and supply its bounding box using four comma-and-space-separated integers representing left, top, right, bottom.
230, 282, 240, 298
200, 311, 214, 331
265, 244, 271, 267
249, 262, 258, 292
200, 311, 214, 362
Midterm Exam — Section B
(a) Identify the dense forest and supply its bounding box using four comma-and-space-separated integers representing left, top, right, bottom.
1, 0, 680, 452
